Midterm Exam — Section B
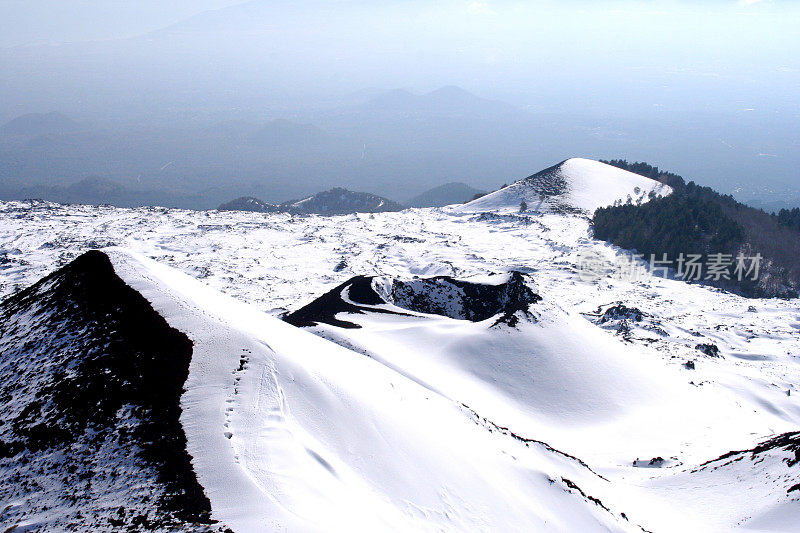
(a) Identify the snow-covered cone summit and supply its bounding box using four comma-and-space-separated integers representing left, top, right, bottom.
457, 158, 672, 214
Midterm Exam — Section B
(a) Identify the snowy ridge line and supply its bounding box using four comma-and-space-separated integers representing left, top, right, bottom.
458, 403, 606, 480
459, 403, 641, 529
454, 158, 672, 215
283, 274, 418, 329
558, 478, 613, 517
695, 431, 800, 472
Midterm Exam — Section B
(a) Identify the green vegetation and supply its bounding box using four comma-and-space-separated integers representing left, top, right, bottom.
601, 160, 686, 191
593, 160, 800, 298
777, 207, 800, 233
594, 188, 744, 259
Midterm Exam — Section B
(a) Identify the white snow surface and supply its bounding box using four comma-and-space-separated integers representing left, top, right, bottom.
109, 249, 632, 532
455, 158, 673, 214
0, 158, 798, 532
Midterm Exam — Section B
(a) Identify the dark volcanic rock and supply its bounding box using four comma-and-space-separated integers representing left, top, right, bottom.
698, 431, 800, 496
589, 302, 668, 342
695, 343, 721, 357
0, 251, 222, 531
598, 304, 644, 324
388, 272, 540, 323
520, 161, 570, 198
284, 271, 540, 328
284, 275, 391, 329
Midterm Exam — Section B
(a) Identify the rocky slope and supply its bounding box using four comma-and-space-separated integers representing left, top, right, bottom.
0, 251, 222, 532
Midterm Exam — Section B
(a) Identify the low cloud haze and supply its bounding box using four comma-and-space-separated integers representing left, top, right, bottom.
0, 0, 797, 209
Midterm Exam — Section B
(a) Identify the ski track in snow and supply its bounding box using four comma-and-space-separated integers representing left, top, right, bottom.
1, 197, 799, 531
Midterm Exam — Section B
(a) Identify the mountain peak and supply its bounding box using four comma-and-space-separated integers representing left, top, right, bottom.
283, 187, 404, 215
218, 188, 403, 215
217, 196, 280, 213
426, 85, 474, 98
457, 157, 673, 214
0, 111, 79, 137
0, 251, 214, 529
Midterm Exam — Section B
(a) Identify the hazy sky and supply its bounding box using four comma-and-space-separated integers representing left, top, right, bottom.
0, 0, 797, 204
3, 1, 796, 109
0, 1, 243, 47
2, 0, 797, 124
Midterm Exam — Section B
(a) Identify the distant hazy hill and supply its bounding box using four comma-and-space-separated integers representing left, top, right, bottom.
408, 182, 486, 208
0, 112, 79, 137
283, 187, 403, 215
745, 198, 800, 215
219, 187, 403, 215
217, 197, 281, 213
0, 176, 200, 208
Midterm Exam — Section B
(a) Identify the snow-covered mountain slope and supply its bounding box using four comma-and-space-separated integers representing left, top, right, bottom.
284, 270, 798, 463
455, 158, 672, 214
284, 271, 800, 530
642, 432, 800, 531
106, 249, 636, 532
0, 251, 221, 532
1, 196, 799, 531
